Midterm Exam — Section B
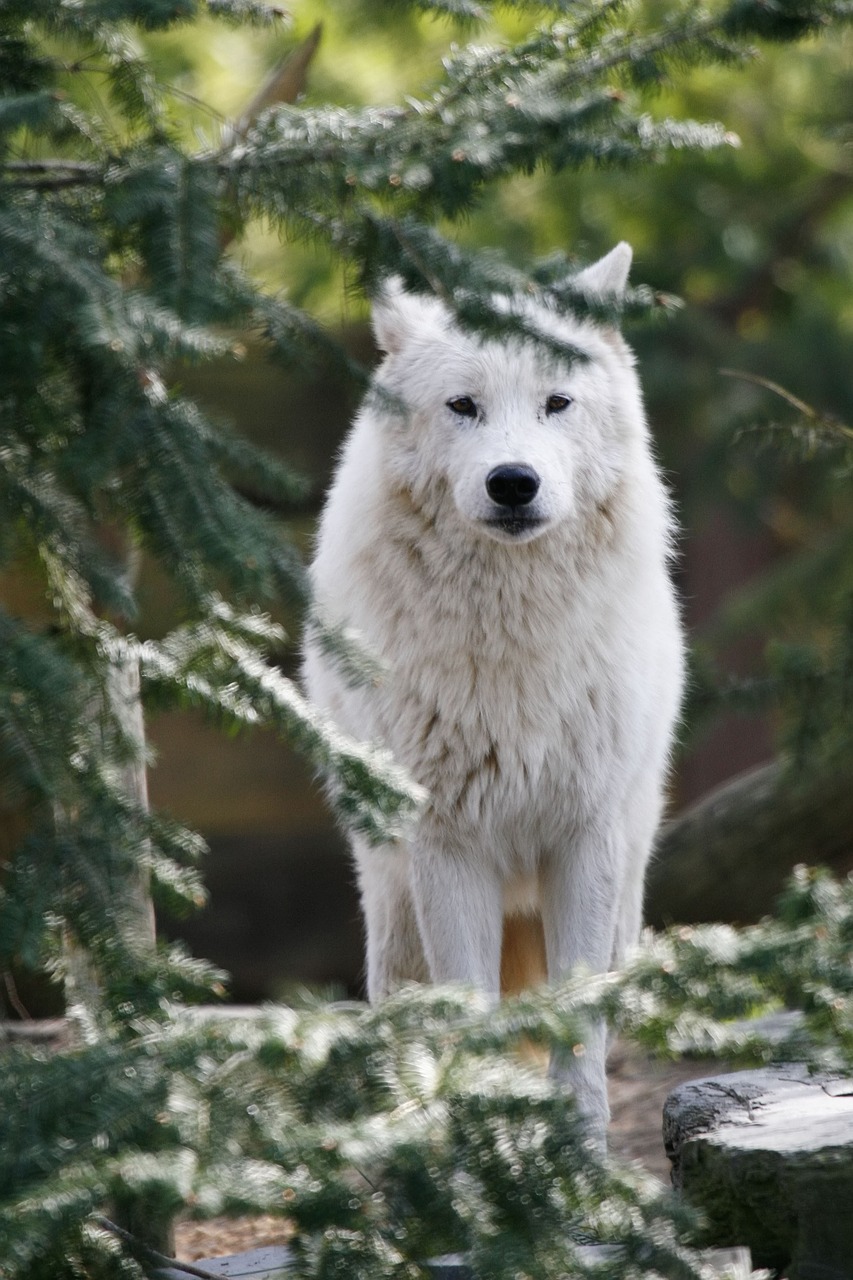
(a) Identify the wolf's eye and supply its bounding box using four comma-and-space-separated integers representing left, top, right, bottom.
546, 394, 573, 415
447, 395, 478, 418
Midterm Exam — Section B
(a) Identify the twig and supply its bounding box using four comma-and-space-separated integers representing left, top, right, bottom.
92, 1216, 228, 1280
388, 219, 455, 307
720, 368, 853, 441
3, 972, 31, 1021
720, 367, 820, 419
234, 23, 323, 137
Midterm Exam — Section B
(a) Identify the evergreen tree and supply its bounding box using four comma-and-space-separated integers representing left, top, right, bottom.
2, 0, 853, 1275
626, 25, 853, 918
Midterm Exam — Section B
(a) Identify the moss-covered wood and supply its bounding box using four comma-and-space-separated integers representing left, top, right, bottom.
664, 1065, 853, 1279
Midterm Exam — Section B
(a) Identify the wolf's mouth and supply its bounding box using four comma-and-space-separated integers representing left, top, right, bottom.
483, 514, 547, 539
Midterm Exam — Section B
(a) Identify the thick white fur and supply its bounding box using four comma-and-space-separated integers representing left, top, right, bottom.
303, 244, 685, 1139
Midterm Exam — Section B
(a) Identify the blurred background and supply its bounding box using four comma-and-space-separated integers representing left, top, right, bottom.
80, 0, 853, 1003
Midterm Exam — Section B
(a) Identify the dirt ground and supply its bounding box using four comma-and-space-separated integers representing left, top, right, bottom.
174, 1040, 719, 1261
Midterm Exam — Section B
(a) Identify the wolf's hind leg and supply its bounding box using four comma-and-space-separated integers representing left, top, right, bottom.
356, 845, 430, 1001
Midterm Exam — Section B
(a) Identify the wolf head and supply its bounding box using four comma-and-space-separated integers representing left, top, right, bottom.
369, 244, 650, 547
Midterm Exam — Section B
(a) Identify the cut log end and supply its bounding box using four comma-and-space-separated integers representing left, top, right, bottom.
665, 1064, 853, 1278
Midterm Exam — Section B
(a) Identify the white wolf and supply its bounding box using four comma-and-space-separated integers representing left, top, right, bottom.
303, 243, 684, 1138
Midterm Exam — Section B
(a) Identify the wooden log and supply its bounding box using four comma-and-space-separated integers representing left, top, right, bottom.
158, 1243, 752, 1280
664, 1064, 853, 1278
646, 759, 853, 926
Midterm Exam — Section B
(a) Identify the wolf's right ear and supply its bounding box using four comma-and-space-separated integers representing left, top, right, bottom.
571, 242, 633, 299
371, 279, 421, 355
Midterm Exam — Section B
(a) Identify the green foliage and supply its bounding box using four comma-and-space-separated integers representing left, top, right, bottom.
4, 0, 853, 1274
136, 603, 425, 840
682, 380, 853, 783
618, 865, 853, 1069
0, 988, 727, 1277
5, 866, 853, 1278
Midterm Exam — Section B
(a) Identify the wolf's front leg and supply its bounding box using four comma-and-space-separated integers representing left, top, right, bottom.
356, 844, 430, 1001
409, 831, 504, 1001
540, 830, 625, 1144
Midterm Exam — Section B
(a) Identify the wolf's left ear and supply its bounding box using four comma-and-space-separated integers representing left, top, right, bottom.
572, 242, 632, 298
372, 279, 420, 356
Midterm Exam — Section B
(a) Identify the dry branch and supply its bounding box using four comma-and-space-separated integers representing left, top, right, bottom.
235, 22, 322, 134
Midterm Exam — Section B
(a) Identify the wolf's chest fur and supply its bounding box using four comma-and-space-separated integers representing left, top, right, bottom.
350, 491, 640, 839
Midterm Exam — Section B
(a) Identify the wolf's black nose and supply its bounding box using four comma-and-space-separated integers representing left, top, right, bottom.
486, 465, 540, 508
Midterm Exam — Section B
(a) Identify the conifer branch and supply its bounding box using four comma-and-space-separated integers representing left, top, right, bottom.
1, 159, 104, 188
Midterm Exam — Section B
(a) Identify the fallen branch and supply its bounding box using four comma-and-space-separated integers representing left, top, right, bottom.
646, 758, 853, 926
93, 1217, 225, 1280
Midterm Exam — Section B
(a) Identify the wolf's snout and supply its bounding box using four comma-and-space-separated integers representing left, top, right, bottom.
485, 465, 540, 508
